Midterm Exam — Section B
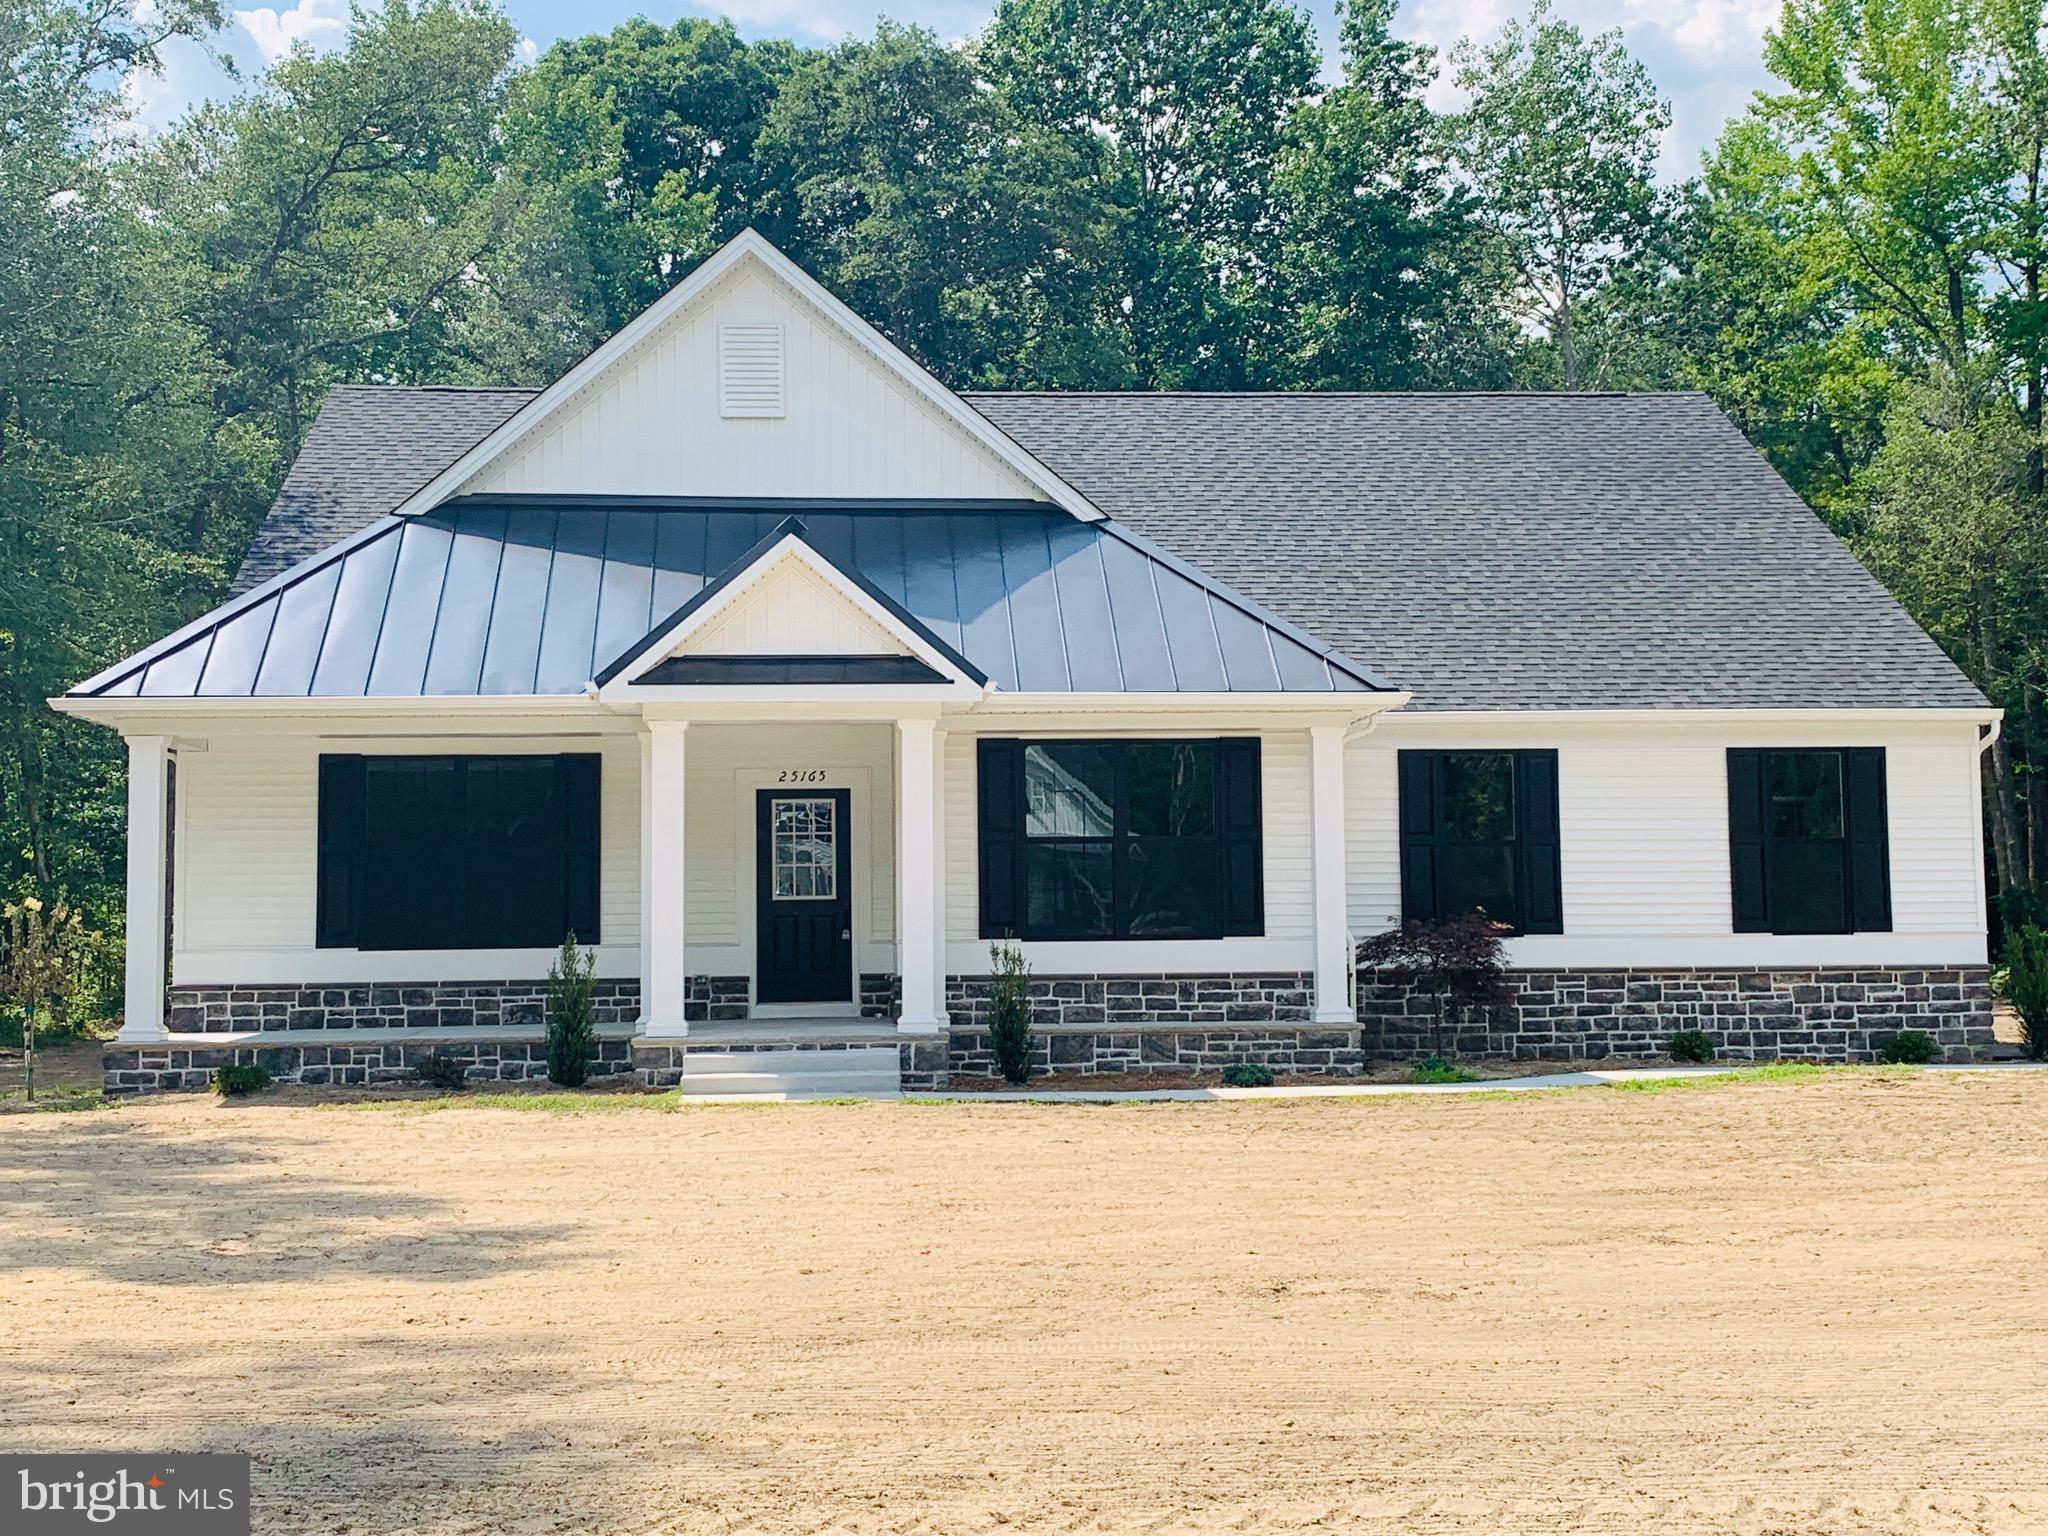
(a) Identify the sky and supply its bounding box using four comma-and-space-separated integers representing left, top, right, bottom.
129, 0, 1787, 178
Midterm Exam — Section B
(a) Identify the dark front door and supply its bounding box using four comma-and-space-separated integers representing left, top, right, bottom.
755, 788, 853, 1005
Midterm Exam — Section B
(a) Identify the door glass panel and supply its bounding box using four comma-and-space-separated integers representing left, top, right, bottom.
771, 797, 837, 900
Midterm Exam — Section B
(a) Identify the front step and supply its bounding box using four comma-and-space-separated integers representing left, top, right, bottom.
668, 1045, 901, 1098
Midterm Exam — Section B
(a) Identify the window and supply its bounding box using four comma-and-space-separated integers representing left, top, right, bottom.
1398, 750, 1562, 934
1728, 748, 1890, 934
978, 738, 1263, 941
317, 754, 600, 950
770, 797, 839, 900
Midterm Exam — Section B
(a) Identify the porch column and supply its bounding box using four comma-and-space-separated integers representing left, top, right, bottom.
642, 720, 690, 1038
118, 734, 171, 1044
1309, 724, 1356, 1025
895, 716, 944, 1033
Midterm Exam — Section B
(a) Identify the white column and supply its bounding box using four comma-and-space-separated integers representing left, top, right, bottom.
930, 727, 949, 1030
895, 716, 944, 1033
642, 720, 690, 1038
1309, 724, 1356, 1025
118, 735, 172, 1044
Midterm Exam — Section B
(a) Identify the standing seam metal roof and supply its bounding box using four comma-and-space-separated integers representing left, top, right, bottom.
78, 498, 1382, 699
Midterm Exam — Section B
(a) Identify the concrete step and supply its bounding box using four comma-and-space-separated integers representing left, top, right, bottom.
673, 1045, 901, 1098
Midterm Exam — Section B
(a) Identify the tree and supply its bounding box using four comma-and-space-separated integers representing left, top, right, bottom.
756, 23, 1128, 387
1856, 371, 2048, 899
982, 0, 1318, 385
1356, 912, 1514, 1059
1275, 0, 1511, 388
507, 17, 796, 334
1, 0, 232, 911
1448, 0, 1672, 388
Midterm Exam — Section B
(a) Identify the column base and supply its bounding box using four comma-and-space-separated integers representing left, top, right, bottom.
1312, 1006, 1358, 1026
113, 1023, 171, 1045
895, 1018, 944, 1036
638, 1018, 691, 1040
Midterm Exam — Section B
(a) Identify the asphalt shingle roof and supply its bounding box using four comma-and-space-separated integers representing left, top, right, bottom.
225, 384, 1984, 711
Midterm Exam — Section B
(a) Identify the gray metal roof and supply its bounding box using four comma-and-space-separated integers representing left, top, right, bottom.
76, 499, 1383, 699
204, 385, 1984, 710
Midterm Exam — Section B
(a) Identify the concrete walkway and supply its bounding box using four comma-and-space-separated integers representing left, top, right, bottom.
908, 1060, 2048, 1104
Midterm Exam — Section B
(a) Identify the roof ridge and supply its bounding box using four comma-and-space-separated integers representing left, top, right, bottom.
962, 389, 1714, 400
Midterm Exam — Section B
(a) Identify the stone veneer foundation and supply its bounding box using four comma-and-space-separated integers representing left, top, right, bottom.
104, 963, 1996, 1094
1354, 964, 1996, 1064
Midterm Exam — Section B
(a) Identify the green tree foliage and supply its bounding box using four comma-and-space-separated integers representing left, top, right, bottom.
982, 0, 1319, 385
1448, 0, 1672, 387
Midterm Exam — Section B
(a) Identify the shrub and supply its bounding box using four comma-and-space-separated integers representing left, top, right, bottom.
986, 941, 1033, 1085
2004, 925, 2048, 1061
1356, 912, 1513, 1058
1222, 1062, 1274, 1087
213, 1063, 271, 1097
1411, 1056, 1479, 1084
415, 1051, 467, 1091
1875, 1029, 1940, 1065
545, 933, 598, 1087
1666, 1029, 1717, 1064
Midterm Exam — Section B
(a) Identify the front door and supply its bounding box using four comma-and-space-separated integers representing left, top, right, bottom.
755, 788, 854, 1005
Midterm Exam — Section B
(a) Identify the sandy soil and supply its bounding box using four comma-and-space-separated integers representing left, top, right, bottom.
2, 1072, 2044, 1535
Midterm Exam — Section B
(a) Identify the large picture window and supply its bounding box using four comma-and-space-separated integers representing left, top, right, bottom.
317, 754, 601, 950
1727, 748, 1890, 934
1398, 750, 1563, 934
978, 738, 1263, 941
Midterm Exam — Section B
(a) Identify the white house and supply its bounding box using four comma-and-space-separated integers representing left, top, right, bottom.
58, 231, 2000, 1094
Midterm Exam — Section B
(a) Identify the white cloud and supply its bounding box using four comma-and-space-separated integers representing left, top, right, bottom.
518, 35, 539, 63
235, 0, 349, 65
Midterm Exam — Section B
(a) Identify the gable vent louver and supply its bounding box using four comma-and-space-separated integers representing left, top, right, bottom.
720, 323, 785, 418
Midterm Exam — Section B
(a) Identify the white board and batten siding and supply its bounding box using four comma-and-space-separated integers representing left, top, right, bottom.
463, 266, 1042, 503
1346, 716, 1989, 969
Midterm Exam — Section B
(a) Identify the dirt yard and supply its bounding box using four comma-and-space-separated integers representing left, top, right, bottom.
2, 1072, 2043, 1535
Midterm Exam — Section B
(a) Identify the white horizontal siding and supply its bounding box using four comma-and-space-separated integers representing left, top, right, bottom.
467, 267, 1039, 502
174, 732, 643, 985
1346, 719, 1988, 967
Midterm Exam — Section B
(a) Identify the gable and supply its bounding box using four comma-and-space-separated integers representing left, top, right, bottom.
463, 263, 1043, 504
673, 558, 912, 658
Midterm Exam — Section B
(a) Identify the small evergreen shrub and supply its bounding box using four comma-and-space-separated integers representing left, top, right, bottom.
213, 1063, 271, 1097
1222, 1062, 1274, 1087
1411, 1056, 1479, 1084
2004, 925, 2048, 1061
1875, 1029, 1940, 1065
415, 1051, 467, 1090
1666, 1029, 1717, 1064
545, 933, 598, 1088
986, 941, 1034, 1085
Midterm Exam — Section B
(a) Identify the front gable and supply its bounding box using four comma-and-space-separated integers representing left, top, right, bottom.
422, 232, 1100, 516
594, 522, 988, 703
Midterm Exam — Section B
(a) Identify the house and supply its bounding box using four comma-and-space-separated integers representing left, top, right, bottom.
59, 230, 1999, 1095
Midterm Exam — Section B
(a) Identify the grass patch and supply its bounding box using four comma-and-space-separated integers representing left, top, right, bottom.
1599, 1062, 1844, 1093
1410, 1058, 1481, 1084
0, 1083, 110, 1114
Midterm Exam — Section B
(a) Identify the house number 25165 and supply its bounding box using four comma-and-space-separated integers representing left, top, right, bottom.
778, 769, 826, 784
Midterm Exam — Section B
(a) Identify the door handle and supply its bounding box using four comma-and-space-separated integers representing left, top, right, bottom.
841, 929, 851, 940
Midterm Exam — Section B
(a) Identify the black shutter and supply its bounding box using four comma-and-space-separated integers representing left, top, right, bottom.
561, 754, 602, 945
978, 739, 1024, 937
1844, 747, 1892, 932
1217, 738, 1265, 935
1397, 751, 1438, 924
316, 754, 365, 948
1727, 749, 1770, 932
1514, 750, 1564, 934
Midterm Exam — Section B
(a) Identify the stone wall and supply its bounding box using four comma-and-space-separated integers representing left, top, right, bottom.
103, 1038, 635, 1095
1355, 964, 1996, 1063
860, 973, 901, 1021
163, 976, 750, 1032
946, 972, 1314, 1029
